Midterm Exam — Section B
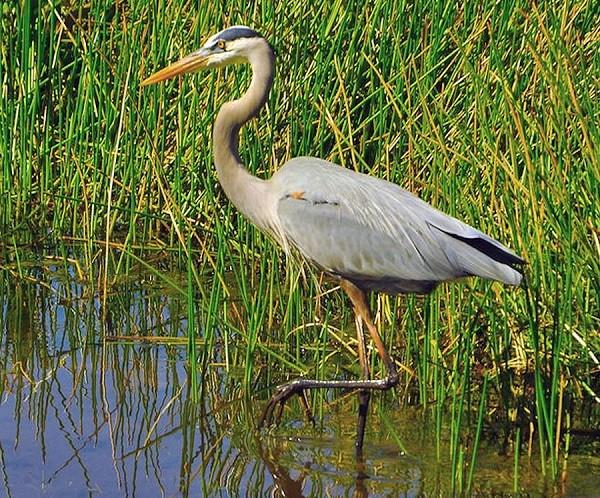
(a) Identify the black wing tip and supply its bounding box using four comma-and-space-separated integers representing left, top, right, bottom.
444, 231, 525, 267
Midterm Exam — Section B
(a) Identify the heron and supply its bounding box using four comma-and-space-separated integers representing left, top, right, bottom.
142, 25, 524, 452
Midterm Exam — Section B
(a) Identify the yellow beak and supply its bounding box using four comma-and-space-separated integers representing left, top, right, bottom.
141, 51, 209, 86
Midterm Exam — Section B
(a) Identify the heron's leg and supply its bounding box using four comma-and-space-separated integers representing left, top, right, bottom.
340, 279, 399, 452
339, 279, 398, 387
354, 314, 371, 453
259, 280, 399, 444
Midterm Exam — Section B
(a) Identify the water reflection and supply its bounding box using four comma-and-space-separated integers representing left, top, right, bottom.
1, 267, 598, 496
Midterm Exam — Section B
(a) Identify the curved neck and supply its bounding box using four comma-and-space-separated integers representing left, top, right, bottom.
212, 40, 274, 230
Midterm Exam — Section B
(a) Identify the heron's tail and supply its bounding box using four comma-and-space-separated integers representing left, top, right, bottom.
433, 228, 525, 285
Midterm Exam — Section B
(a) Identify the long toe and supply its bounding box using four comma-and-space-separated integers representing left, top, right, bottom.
259, 397, 278, 428
298, 390, 315, 426
259, 381, 308, 428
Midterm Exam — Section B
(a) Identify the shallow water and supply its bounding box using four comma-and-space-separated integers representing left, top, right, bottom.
1, 266, 598, 497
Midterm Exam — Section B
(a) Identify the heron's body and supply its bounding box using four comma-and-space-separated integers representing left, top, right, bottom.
269, 157, 521, 293
142, 25, 524, 453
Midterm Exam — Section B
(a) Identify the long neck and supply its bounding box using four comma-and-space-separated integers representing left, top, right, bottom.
212, 41, 274, 231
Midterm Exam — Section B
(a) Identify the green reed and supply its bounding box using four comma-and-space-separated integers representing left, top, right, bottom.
1, 0, 598, 490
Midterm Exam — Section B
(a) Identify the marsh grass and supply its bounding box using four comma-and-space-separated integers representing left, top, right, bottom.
1, 0, 599, 490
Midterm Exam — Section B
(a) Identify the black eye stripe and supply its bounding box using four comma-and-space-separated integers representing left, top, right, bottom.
204, 26, 262, 51
218, 27, 260, 41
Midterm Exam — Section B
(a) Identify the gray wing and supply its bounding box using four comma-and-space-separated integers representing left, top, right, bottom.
270, 157, 523, 294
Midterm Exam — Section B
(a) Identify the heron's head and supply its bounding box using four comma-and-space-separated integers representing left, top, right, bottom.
141, 26, 266, 86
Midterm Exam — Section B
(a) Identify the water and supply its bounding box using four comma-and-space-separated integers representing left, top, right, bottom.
1, 265, 598, 496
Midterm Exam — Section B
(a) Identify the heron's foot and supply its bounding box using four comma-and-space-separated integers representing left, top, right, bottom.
259, 379, 315, 428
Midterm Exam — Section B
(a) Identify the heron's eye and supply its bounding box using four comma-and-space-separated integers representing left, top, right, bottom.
217, 40, 226, 50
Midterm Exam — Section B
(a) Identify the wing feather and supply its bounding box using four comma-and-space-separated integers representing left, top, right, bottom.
271, 157, 523, 292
